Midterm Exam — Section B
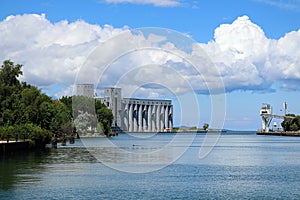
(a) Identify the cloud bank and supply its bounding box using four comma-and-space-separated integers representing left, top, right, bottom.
0, 14, 300, 98
0, 14, 128, 97
202, 15, 300, 92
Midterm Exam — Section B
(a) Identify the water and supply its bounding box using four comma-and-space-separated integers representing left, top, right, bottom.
1, 132, 300, 199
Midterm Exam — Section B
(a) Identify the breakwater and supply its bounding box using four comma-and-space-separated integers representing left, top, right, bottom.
257, 131, 300, 136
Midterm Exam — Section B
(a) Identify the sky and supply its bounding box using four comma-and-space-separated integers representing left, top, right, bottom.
1, 0, 300, 130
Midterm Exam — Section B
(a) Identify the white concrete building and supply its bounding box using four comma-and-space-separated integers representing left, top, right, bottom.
101, 88, 173, 132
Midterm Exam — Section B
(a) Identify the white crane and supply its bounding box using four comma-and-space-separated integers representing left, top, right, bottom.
259, 103, 294, 132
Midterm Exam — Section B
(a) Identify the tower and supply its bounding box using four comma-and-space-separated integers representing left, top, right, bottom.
260, 104, 272, 132
103, 88, 122, 127
75, 84, 94, 97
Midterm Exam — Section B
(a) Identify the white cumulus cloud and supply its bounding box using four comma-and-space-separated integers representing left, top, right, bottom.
200, 15, 300, 92
1, 14, 300, 98
0, 14, 128, 97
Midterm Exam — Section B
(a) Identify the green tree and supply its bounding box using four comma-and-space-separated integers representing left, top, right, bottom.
60, 96, 72, 114
0, 60, 23, 126
291, 123, 299, 131
97, 104, 114, 135
0, 60, 116, 145
95, 99, 113, 135
0, 60, 72, 145
39, 101, 55, 130
203, 123, 209, 131
50, 100, 72, 135
0, 60, 22, 86
281, 114, 300, 131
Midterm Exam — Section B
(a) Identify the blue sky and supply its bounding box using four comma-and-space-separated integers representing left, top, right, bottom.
1, 0, 300, 130
2, 0, 300, 40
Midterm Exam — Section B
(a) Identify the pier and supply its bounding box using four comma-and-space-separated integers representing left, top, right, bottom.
257, 131, 300, 136
257, 103, 298, 136
0, 141, 30, 154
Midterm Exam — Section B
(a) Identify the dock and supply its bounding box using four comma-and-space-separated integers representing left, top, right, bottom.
258, 103, 300, 136
257, 131, 300, 137
0, 141, 30, 154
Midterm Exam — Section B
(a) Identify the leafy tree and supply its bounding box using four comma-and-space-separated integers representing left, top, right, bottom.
50, 100, 72, 135
203, 123, 209, 131
0, 60, 22, 86
0, 59, 115, 146
0, 60, 23, 126
0, 60, 71, 145
97, 102, 114, 135
60, 96, 72, 114
39, 101, 55, 130
291, 123, 299, 131
281, 114, 300, 131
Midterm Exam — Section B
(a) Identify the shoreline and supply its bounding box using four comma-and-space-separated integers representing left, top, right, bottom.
113, 129, 227, 134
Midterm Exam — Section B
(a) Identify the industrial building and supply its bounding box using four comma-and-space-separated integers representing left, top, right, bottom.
75, 85, 173, 132
100, 88, 173, 132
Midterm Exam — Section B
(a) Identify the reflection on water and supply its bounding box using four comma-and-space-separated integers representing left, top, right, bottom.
81, 133, 197, 173
1, 132, 300, 199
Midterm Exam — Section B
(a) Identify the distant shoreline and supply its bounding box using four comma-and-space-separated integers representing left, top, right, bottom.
174, 129, 226, 133
110, 129, 228, 134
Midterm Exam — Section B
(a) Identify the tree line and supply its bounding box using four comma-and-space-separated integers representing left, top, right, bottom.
0, 60, 113, 146
281, 114, 300, 132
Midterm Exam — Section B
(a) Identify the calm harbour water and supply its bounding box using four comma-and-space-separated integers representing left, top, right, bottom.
1, 132, 300, 199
